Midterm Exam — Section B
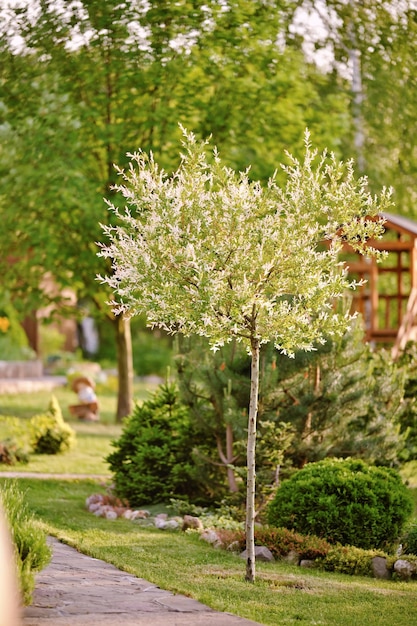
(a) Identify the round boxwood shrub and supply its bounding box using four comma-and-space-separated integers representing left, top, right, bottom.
107, 382, 208, 507
267, 458, 413, 550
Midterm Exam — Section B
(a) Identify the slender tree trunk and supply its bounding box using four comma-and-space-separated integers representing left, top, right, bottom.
215, 427, 239, 492
245, 337, 260, 583
115, 314, 134, 422
347, 1, 365, 173
226, 422, 238, 492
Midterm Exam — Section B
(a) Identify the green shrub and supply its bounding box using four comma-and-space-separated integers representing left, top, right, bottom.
0, 482, 51, 604
401, 521, 417, 555
0, 439, 29, 465
30, 396, 76, 454
320, 545, 383, 577
216, 526, 332, 561
267, 458, 413, 550
107, 383, 209, 506
0, 293, 36, 360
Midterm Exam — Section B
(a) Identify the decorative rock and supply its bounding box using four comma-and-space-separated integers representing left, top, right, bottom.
105, 510, 118, 520
86, 494, 102, 507
200, 529, 222, 548
394, 559, 416, 580
130, 510, 150, 520
226, 541, 241, 552
165, 520, 180, 530
182, 515, 204, 531
240, 546, 274, 562
154, 518, 167, 529
88, 502, 103, 513
372, 556, 391, 580
300, 559, 316, 569
283, 550, 300, 565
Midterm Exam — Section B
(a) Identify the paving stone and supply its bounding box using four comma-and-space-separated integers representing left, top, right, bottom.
23, 537, 263, 626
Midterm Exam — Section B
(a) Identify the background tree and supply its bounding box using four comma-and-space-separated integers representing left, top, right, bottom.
287, 0, 417, 215
0, 0, 351, 419
266, 322, 406, 468
99, 129, 389, 581
176, 318, 407, 500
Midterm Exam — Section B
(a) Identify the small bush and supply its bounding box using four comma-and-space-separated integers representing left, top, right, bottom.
107, 383, 209, 506
320, 545, 383, 577
1, 482, 51, 604
401, 521, 417, 556
216, 526, 332, 561
0, 439, 29, 465
267, 458, 413, 550
30, 396, 76, 454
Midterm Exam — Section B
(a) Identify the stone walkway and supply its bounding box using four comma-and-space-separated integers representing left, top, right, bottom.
23, 537, 264, 626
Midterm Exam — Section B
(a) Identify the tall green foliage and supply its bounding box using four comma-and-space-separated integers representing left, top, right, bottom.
177, 321, 407, 478
287, 1, 417, 216
0, 0, 352, 419
177, 336, 295, 498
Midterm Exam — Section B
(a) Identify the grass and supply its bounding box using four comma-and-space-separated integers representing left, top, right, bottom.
0, 379, 158, 475
2, 386, 417, 624
0, 378, 158, 425
0, 421, 120, 476
2, 477, 417, 626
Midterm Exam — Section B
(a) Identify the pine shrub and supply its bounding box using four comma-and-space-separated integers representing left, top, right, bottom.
267, 458, 413, 550
107, 383, 209, 506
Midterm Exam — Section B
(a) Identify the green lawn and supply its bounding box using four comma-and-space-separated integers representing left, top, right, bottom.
0, 379, 158, 425
2, 386, 417, 625
2, 477, 416, 626
0, 379, 158, 475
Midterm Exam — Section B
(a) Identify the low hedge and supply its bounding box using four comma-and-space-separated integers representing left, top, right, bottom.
217, 526, 332, 560
216, 525, 417, 579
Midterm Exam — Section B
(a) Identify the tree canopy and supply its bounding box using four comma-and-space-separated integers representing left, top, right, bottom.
0, 0, 351, 419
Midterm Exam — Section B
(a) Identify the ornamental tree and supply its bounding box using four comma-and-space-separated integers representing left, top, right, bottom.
98, 128, 390, 582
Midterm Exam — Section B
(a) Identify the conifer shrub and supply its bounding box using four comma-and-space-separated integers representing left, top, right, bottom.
30, 396, 75, 454
107, 383, 210, 506
0, 482, 51, 604
267, 458, 413, 550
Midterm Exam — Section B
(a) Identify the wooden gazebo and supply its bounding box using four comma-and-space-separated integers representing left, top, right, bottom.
343, 212, 417, 357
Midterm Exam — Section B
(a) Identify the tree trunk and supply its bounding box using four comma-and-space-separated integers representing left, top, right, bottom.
215, 426, 239, 492
347, 1, 365, 173
245, 337, 260, 583
115, 314, 134, 422
226, 422, 238, 492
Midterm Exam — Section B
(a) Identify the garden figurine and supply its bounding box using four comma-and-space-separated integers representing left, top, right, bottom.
69, 376, 99, 421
